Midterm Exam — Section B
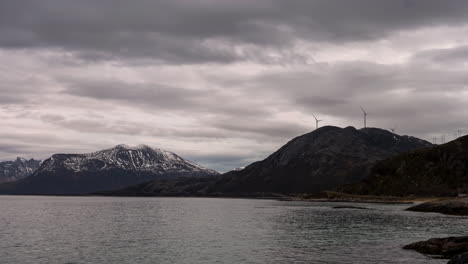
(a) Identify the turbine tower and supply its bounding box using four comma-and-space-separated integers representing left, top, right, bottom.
360, 106, 368, 128
313, 114, 323, 129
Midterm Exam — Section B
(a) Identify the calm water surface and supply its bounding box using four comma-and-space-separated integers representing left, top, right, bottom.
1, 196, 467, 264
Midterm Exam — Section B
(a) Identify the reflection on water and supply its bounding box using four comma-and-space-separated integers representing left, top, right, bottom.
1, 196, 467, 264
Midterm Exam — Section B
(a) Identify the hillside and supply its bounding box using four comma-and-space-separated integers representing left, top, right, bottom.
339, 135, 468, 196
107, 126, 431, 196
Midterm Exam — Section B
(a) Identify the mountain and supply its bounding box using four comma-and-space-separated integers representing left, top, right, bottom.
338, 135, 468, 197
0, 144, 218, 195
107, 126, 432, 196
0, 158, 41, 183
207, 126, 432, 194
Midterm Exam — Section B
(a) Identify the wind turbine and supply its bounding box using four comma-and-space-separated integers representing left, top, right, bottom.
313, 114, 323, 129
360, 106, 368, 128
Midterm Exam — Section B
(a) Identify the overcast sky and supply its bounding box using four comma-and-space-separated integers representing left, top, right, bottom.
2, 0, 468, 172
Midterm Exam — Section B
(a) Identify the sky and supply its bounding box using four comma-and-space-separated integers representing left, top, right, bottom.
2, 0, 468, 172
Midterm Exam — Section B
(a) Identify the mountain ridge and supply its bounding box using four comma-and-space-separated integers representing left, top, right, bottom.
207, 126, 432, 194
0, 144, 218, 195
105, 126, 432, 196
41, 144, 216, 174
0, 157, 41, 183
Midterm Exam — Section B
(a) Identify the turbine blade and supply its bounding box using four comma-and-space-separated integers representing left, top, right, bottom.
360, 106, 366, 114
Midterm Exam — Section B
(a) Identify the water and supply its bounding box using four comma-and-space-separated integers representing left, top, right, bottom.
1, 196, 467, 264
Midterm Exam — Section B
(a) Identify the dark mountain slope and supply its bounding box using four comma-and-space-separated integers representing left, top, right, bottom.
0, 145, 218, 195
339, 135, 468, 196
108, 126, 431, 196
207, 126, 431, 194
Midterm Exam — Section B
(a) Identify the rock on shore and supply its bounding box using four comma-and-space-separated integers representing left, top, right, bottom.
407, 198, 468, 216
449, 253, 468, 264
403, 236, 468, 258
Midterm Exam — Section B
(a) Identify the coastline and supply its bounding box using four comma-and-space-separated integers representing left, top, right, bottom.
1, 191, 447, 205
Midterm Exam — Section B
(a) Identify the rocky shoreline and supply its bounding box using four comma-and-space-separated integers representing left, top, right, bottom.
406, 198, 468, 216
404, 236, 468, 263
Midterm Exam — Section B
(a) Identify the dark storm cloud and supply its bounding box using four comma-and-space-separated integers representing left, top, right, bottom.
0, 95, 26, 104
238, 58, 468, 137
0, 76, 47, 105
39, 111, 307, 141
40, 115, 145, 135
0, 132, 99, 161
0, 142, 31, 155
62, 79, 205, 109
250, 59, 468, 108
60, 78, 272, 117
210, 118, 311, 139
2, 0, 468, 63
54, 53, 468, 142
40, 114, 194, 139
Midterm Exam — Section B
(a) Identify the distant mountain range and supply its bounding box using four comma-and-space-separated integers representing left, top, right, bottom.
338, 135, 468, 196
0, 158, 41, 183
106, 126, 432, 196
0, 145, 218, 195
9, 126, 464, 198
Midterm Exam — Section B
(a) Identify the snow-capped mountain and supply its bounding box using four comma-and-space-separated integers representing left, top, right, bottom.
0, 158, 41, 183
0, 145, 218, 195
41, 144, 218, 175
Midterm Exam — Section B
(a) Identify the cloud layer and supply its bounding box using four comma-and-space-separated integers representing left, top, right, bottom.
2, 0, 468, 171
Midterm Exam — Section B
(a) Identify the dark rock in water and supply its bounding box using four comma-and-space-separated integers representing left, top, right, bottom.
407, 198, 468, 216
403, 236, 468, 258
332, 205, 369, 210
0, 145, 218, 195
339, 135, 468, 197
449, 253, 468, 264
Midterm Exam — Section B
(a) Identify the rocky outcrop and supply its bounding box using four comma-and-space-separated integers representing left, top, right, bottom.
407, 198, 468, 216
403, 237, 468, 258
449, 253, 468, 264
